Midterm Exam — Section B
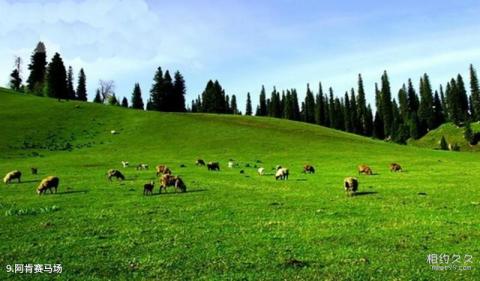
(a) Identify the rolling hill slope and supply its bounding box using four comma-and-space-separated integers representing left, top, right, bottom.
0, 89, 479, 280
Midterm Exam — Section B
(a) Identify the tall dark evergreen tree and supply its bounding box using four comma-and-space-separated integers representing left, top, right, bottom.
149, 67, 166, 111
231, 94, 239, 114
245, 92, 252, 115
163, 70, 174, 111
439, 84, 447, 120
283, 90, 293, 120
258, 86, 268, 116
407, 78, 419, 116
93, 89, 102, 103
315, 83, 326, 125
357, 74, 368, 135
66, 66, 76, 100
365, 105, 374, 136
291, 89, 301, 121
418, 73, 435, 132
131, 83, 144, 109
76, 68, 87, 101
328, 88, 336, 127
432, 91, 445, 128
304, 84, 315, 123
373, 111, 385, 139
380, 71, 393, 137
269, 87, 282, 118
398, 84, 408, 120
343, 92, 352, 132
470, 64, 480, 121
27, 42, 47, 95
172, 71, 186, 112
121, 97, 128, 108
456, 74, 469, 121
333, 97, 345, 130
9, 69, 22, 91
350, 88, 360, 134
45, 52, 67, 100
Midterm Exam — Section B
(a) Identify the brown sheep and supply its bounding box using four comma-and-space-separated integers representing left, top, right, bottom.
143, 181, 154, 196
31, 167, 38, 175
207, 162, 220, 171
389, 163, 402, 172
156, 165, 171, 176
196, 159, 206, 166
344, 177, 358, 195
37, 176, 59, 195
159, 174, 187, 193
357, 164, 373, 175
3, 170, 21, 184
275, 168, 289, 180
303, 165, 315, 174
107, 169, 125, 181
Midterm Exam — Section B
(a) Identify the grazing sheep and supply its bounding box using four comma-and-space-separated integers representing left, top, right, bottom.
258, 167, 265, 175
3, 170, 21, 184
121, 161, 129, 168
358, 164, 373, 175
37, 176, 59, 195
110, 130, 117, 135
107, 169, 125, 181
343, 177, 358, 195
228, 161, 235, 168
303, 165, 315, 174
31, 167, 38, 175
136, 163, 149, 170
207, 162, 220, 171
143, 181, 154, 196
275, 165, 282, 171
196, 159, 206, 166
275, 168, 289, 180
389, 163, 402, 172
159, 174, 187, 193
156, 165, 171, 176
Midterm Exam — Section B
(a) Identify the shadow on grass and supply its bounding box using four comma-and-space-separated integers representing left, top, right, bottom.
149, 189, 207, 196
294, 179, 307, 182
353, 191, 378, 196
58, 190, 89, 195
18, 180, 39, 184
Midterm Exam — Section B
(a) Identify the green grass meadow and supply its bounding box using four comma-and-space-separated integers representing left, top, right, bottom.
1, 90, 479, 280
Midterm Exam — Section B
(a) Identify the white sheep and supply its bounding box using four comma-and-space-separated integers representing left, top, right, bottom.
257, 167, 265, 176
111, 130, 117, 135
275, 168, 289, 180
121, 161, 129, 168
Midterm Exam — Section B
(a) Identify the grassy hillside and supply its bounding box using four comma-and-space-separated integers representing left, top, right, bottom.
409, 122, 480, 152
1, 89, 479, 280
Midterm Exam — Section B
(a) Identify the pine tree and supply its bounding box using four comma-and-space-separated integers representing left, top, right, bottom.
373, 111, 384, 139
304, 84, 315, 123
439, 84, 448, 120
407, 78, 419, 116
464, 121, 474, 144
334, 98, 345, 130
350, 88, 360, 134
409, 112, 421, 140
356, 74, 368, 135
225, 95, 231, 114
363, 105, 373, 136
27, 42, 47, 95
328, 88, 335, 127
45, 53, 67, 100
163, 70, 174, 111
344, 92, 352, 132
231, 94, 238, 114
9, 69, 22, 91
398, 85, 408, 120
470, 64, 480, 121
76, 68, 87, 101
172, 71, 186, 112
149, 67, 165, 111
269, 87, 282, 117
380, 71, 393, 137
418, 73, 435, 132
324, 93, 330, 127
258, 86, 268, 116
131, 83, 144, 109
245, 92, 252, 115
456, 74, 469, 121
432, 91, 445, 128
291, 89, 301, 121
66, 66, 76, 100
146, 98, 154, 110
283, 90, 293, 120
315, 83, 326, 125
93, 89, 102, 103
108, 94, 119, 106
121, 97, 128, 108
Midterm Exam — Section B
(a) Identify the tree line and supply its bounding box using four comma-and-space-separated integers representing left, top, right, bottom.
8, 42, 480, 144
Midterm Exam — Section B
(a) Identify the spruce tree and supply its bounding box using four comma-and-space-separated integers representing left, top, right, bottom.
407, 78, 419, 116
418, 73, 435, 132
131, 83, 144, 109
172, 71, 186, 112
432, 91, 445, 128
245, 92, 252, 115
380, 71, 393, 137
121, 97, 128, 108
93, 89, 102, 103
108, 94, 119, 106
409, 112, 421, 140
373, 111, 384, 139
344, 92, 352, 132
440, 135, 448, 150
456, 74, 469, 121
364, 105, 374, 136
9, 69, 22, 91
283, 90, 294, 120
357, 74, 368, 135
315, 83, 326, 125
231, 94, 238, 114
350, 88, 360, 134
45, 52, 67, 100
149, 67, 165, 111
258, 86, 268, 116
304, 84, 315, 123
27, 42, 47, 95
398, 85, 408, 120
328, 88, 335, 127
66, 66, 76, 100
76, 68, 87, 101
163, 70, 174, 111
470, 64, 480, 121
291, 89, 301, 121
439, 84, 448, 120
334, 98, 345, 130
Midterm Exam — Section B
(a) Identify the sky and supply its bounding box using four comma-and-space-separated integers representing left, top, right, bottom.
1, 0, 480, 110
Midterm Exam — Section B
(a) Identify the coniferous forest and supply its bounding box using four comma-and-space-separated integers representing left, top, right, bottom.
9, 41, 480, 144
